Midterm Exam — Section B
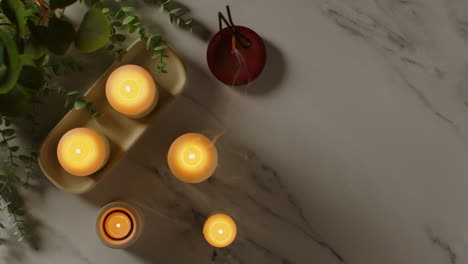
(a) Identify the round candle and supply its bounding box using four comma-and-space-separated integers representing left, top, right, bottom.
96, 202, 143, 249
57, 127, 110, 176
203, 213, 237, 248
105, 64, 158, 118
104, 211, 132, 239
207, 26, 266, 86
167, 133, 218, 183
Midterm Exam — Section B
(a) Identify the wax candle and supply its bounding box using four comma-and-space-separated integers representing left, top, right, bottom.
167, 133, 218, 183
57, 127, 110, 176
105, 64, 158, 118
203, 213, 237, 248
96, 201, 143, 249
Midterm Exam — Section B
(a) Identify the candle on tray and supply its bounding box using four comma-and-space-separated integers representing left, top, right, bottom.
167, 133, 218, 183
96, 201, 143, 248
57, 127, 110, 176
105, 64, 158, 118
203, 213, 237, 248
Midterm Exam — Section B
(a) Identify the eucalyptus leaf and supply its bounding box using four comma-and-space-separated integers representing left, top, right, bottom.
153, 45, 168, 51
50, 0, 77, 9
122, 6, 135, 12
18, 155, 30, 164
75, 8, 111, 53
9, 146, 19, 152
74, 99, 87, 110
2, 129, 15, 137
123, 16, 136, 25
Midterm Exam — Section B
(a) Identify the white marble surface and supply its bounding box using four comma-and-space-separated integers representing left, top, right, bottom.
3, 0, 468, 263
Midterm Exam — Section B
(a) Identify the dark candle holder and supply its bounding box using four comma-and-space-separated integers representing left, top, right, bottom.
207, 6, 266, 86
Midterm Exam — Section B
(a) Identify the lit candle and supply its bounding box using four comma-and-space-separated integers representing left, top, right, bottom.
203, 213, 237, 248
96, 201, 143, 249
104, 211, 132, 240
167, 133, 218, 183
105, 64, 158, 118
57, 127, 110, 176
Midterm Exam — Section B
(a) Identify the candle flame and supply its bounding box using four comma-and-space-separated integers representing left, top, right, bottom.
218, 229, 224, 234
75, 149, 82, 154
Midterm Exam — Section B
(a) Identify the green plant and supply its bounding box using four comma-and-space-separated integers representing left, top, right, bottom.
0, 0, 192, 243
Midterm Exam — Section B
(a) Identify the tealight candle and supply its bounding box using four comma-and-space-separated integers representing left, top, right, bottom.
96, 201, 143, 249
57, 127, 110, 176
105, 64, 158, 118
203, 213, 237, 248
167, 133, 218, 183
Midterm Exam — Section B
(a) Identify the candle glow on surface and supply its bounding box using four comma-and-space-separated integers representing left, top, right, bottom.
203, 213, 237, 248
167, 133, 218, 183
57, 128, 109, 176
105, 64, 158, 117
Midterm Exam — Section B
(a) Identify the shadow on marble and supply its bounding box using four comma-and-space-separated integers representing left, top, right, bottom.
80, 75, 344, 263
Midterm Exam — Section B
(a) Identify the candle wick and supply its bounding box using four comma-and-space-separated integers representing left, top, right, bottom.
231, 35, 237, 54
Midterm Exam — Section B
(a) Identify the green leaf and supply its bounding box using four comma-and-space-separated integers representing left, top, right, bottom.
50, 0, 77, 9
153, 45, 168, 51
121, 6, 135, 12
45, 16, 76, 55
0, 31, 22, 94
2, 129, 14, 137
111, 34, 125, 42
74, 99, 87, 110
1, 0, 26, 37
4, 119, 11, 127
75, 8, 111, 53
115, 10, 125, 19
170, 8, 181, 14
66, 91, 80, 96
114, 0, 123, 2
128, 25, 136, 33
123, 16, 136, 25
52, 64, 65, 76
18, 155, 30, 164
111, 21, 122, 27
9, 146, 19, 152
102, 7, 110, 13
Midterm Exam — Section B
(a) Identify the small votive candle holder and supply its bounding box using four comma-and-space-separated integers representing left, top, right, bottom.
96, 201, 144, 249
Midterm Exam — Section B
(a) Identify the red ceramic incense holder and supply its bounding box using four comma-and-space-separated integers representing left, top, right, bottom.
207, 7, 266, 86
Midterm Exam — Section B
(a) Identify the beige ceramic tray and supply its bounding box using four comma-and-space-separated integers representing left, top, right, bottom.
38, 40, 187, 194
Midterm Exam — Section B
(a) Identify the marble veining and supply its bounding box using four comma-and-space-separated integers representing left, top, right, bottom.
3, 0, 468, 263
